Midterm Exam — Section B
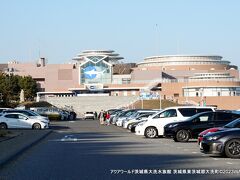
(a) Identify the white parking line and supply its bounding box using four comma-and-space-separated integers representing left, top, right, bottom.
191, 152, 198, 154
55, 130, 67, 133
213, 158, 218, 160
226, 162, 233, 165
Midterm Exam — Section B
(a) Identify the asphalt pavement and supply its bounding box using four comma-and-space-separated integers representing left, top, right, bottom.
0, 120, 239, 180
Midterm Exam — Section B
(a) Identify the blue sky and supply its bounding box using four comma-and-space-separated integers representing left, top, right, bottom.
0, 0, 239, 67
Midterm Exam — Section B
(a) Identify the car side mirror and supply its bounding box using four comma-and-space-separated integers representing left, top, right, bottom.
160, 114, 165, 118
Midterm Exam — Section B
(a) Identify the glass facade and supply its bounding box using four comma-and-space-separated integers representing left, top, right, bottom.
79, 56, 112, 84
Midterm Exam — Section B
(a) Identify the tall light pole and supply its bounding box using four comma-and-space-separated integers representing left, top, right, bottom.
184, 76, 189, 104
160, 92, 162, 110
155, 24, 160, 55
157, 92, 161, 110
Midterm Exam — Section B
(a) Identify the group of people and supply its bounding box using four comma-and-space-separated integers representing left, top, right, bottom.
98, 110, 110, 125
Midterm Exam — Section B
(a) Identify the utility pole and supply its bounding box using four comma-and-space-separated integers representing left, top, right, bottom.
157, 92, 161, 110
159, 93, 162, 110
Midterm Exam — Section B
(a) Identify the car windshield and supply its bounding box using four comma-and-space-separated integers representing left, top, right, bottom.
129, 111, 139, 118
149, 110, 163, 119
23, 110, 41, 116
136, 113, 152, 120
4, 110, 38, 116
224, 118, 240, 128
28, 110, 41, 116
111, 110, 122, 115
119, 110, 135, 117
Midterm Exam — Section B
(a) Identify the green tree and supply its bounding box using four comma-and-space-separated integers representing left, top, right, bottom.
0, 73, 38, 107
18, 76, 38, 101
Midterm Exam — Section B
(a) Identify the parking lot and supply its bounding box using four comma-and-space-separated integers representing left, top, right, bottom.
0, 119, 239, 180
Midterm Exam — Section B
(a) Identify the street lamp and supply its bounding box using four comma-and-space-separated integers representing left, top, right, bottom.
157, 92, 161, 110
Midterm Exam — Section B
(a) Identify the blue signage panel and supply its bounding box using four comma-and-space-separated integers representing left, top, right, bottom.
83, 66, 97, 79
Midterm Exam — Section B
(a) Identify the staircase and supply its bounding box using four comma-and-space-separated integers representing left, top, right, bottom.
46, 96, 138, 116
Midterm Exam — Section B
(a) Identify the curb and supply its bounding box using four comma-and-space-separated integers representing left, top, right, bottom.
0, 130, 52, 168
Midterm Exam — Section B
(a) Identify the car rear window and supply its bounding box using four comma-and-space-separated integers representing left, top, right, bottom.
178, 108, 197, 117
215, 112, 240, 121
178, 108, 213, 117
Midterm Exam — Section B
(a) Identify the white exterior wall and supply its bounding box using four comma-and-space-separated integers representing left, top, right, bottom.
184, 87, 240, 97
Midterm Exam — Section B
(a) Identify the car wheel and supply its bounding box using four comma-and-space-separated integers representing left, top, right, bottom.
175, 129, 190, 142
32, 123, 41, 130
69, 114, 74, 121
173, 137, 178, 142
145, 127, 158, 138
131, 127, 136, 133
225, 139, 240, 158
0, 123, 7, 129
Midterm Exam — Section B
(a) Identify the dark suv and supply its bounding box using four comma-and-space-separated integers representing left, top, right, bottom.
164, 111, 240, 142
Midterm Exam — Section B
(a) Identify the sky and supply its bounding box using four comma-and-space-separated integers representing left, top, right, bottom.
0, 0, 239, 67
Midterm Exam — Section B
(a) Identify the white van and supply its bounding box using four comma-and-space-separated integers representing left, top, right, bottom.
135, 106, 216, 138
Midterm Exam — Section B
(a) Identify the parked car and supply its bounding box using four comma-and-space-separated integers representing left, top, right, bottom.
201, 128, 240, 158
109, 109, 123, 124
0, 108, 11, 114
123, 111, 158, 129
164, 111, 240, 142
135, 106, 215, 138
0, 113, 49, 129
130, 120, 150, 133
84, 112, 95, 120
115, 109, 142, 127
198, 118, 240, 144
2, 109, 49, 121
111, 111, 125, 124
30, 107, 72, 120
107, 109, 122, 115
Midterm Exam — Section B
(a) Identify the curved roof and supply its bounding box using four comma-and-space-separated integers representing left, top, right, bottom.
72, 50, 124, 63
137, 54, 231, 67
81, 50, 114, 53
144, 55, 223, 61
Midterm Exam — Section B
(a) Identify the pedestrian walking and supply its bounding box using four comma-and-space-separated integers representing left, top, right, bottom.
106, 112, 110, 126
98, 110, 104, 125
94, 111, 97, 120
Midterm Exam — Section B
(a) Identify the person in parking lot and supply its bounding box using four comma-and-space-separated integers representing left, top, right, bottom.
98, 110, 104, 125
94, 111, 97, 120
103, 111, 107, 123
106, 112, 110, 126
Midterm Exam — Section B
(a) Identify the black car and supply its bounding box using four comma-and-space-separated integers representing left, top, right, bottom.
201, 128, 240, 158
164, 111, 240, 142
